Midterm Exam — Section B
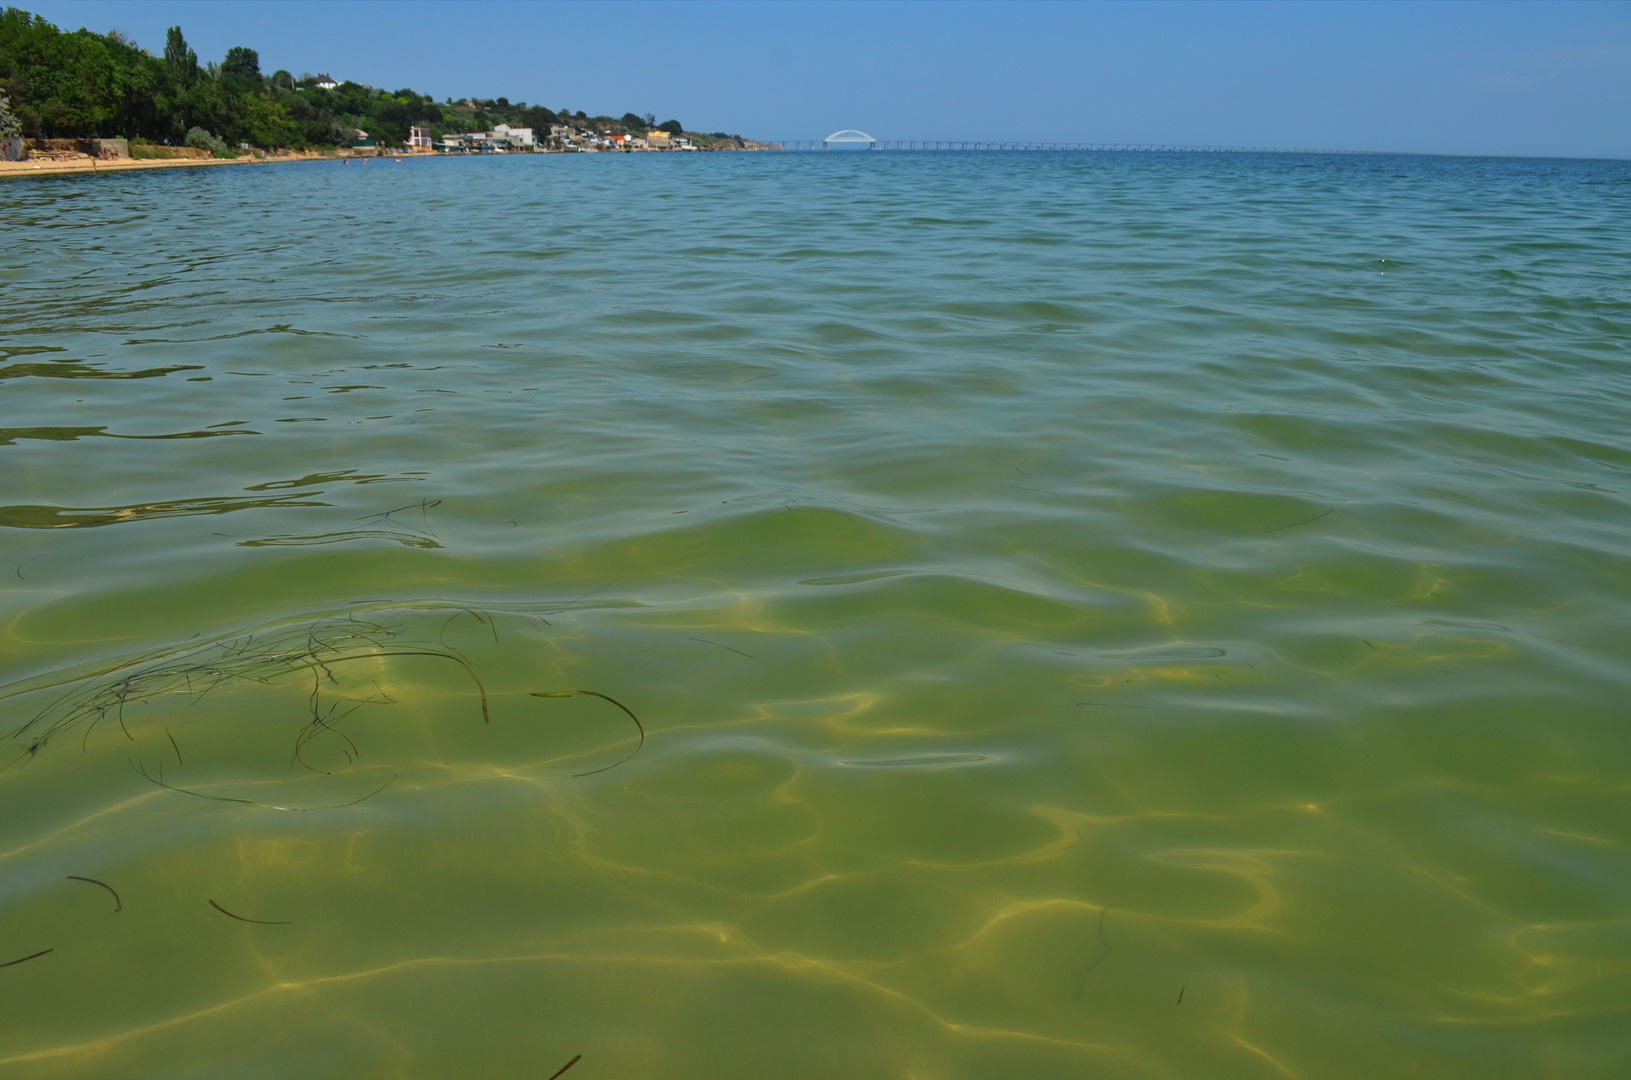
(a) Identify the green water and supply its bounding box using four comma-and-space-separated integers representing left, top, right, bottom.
2, 151, 1629, 1078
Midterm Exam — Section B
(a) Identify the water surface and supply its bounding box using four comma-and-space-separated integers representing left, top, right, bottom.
2, 150, 1630, 1078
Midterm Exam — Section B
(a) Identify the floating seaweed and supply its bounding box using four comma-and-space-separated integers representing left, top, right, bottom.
529, 690, 645, 776
1263, 505, 1333, 533
2, 607, 487, 771
209, 899, 291, 925
439, 608, 499, 647
0, 948, 52, 969
67, 875, 122, 912
688, 636, 754, 659
5, 598, 644, 804
130, 759, 399, 812
1073, 906, 1114, 1001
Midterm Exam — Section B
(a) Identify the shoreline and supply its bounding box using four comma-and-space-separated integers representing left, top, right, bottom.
0, 149, 493, 181
0, 151, 341, 180
0, 146, 767, 181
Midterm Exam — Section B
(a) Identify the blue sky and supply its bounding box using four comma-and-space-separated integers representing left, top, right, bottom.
22, 0, 1631, 158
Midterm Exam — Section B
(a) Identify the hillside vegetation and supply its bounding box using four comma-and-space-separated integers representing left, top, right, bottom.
0, 7, 734, 151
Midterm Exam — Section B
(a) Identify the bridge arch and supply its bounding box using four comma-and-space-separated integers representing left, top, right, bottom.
823, 129, 877, 150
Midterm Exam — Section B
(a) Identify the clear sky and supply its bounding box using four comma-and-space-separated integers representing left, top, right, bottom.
20, 0, 1631, 158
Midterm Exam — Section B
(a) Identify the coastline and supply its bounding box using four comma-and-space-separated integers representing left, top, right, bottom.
0, 151, 338, 180
0, 147, 760, 181
0, 149, 440, 181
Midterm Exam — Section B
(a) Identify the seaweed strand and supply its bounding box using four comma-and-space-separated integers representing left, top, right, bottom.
209, 899, 291, 925
547, 1054, 582, 1080
0, 948, 52, 969
67, 875, 122, 912
530, 690, 645, 776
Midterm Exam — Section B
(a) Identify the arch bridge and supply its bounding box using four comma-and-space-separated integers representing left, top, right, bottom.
822, 129, 877, 149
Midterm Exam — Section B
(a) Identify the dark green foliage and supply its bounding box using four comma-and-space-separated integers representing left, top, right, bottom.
1, 11, 208, 140
0, 7, 711, 150
657, 119, 682, 135
519, 104, 557, 131
220, 46, 260, 89
0, 7, 381, 147
162, 26, 193, 75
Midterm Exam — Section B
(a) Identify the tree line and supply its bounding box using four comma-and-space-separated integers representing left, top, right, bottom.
0, 7, 706, 151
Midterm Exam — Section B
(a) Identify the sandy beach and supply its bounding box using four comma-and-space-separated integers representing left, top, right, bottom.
0, 150, 362, 180
3, 157, 234, 179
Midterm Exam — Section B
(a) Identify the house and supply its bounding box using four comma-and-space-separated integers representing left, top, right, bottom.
406, 126, 433, 151
647, 130, 671, 147
314, 74, 338, 91
490, 124, 535, 149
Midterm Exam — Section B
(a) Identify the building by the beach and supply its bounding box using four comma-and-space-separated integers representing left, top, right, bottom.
436, 124, 537, 152
490, 124, 534, 149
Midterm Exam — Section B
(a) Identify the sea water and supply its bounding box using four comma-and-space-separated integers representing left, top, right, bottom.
1, 150, 1629, 1078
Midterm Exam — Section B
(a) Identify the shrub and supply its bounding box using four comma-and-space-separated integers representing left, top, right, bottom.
0, 93, 21, 140
183, 126, 234, 157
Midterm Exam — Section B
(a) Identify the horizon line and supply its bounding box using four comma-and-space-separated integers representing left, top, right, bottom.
759, 141, 1629, 162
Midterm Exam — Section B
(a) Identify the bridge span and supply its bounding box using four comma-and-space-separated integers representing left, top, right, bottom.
773, 138, 1376, 155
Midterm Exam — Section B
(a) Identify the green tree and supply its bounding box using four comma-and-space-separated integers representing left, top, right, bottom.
26, 29, 118, 136
657, 119, 682, 135
220, 46, 260, 90
368, 94, 415, 145
240, 91, 297, 148
104, 34, 164, 138
163, 25, 196, 87
520, 104, 557, 131
0, 7, 747, 150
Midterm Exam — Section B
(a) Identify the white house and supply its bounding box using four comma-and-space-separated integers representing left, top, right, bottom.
406, 125, 432, 150
490, 124, 535, 149
314, 74, 338, 91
